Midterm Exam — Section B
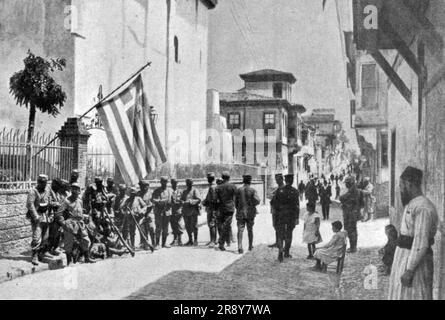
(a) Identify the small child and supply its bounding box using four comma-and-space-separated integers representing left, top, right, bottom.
303, 203, 322, 259
378, 224, 398, 275
312, 221, 347, 272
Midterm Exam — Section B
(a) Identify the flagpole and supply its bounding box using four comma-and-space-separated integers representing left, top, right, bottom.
33, 61, 152, 158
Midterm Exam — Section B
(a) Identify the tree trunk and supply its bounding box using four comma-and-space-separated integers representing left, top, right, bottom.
26, 105, 36, 180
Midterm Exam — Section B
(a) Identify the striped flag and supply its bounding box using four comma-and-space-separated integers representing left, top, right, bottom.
97, 75, 166, 185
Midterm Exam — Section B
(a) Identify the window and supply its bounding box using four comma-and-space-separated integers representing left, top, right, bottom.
263, 112, 276, 129
228, 113, 241, 129
390, 130, 396, 207
174, 36, 179, 63
361, 64, 378, 109
273, 83, 283, 98
381, 132, 388, 168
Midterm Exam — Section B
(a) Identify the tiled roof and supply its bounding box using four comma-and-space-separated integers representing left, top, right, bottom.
239, 69, 297, 84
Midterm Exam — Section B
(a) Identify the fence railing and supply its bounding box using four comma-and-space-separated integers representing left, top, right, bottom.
0, 128, 74, 189
86, 147, 116, 186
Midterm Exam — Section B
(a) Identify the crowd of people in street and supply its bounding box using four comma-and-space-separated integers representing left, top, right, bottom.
24, 164, 440, 300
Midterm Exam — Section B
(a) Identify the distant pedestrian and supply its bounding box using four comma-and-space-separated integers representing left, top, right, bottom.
360, 177, 375, 222
319, 180, 332, 220
388, 166, 438, 300
298, 180, 305, 202
305, 178, 318, 208
303, 202, 322, 259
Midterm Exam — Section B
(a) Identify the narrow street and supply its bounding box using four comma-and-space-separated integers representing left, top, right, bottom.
0, 202, 390, 300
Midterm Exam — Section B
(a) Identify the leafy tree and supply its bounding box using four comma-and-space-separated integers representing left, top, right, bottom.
9, 50, 66, 178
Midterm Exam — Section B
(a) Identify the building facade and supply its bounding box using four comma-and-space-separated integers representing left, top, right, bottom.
219, 69, 306, 175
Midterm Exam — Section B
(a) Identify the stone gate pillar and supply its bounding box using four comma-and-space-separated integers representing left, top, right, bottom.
58, 117, 91, 188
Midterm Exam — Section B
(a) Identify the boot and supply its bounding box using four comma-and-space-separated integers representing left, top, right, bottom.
162, 235, 171, 248
31, 251, 39, 266
185, 233, 193, 246
170, 235, 177, 246
278, 251, 284, 262
177, 235, 183, 246
150, 232, 156, 248
66, 252, 72, 266
248, 231, 253, 251
154, 234, 161, 250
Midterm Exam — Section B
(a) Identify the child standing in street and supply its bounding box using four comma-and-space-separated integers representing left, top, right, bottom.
303, 202, 322, 259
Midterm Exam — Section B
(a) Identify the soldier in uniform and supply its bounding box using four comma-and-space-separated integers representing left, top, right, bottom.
55, 182, 96, 265
113, 184, 128, 231
27, 174, 54, 265
170, 178, 185, 246
216, 172, 237, 251
203, 172, 219, 247
121, 187, 147, 249
339, 176, 361, 253
83, 177, 110, 234
271, 174, 300, 262
151, 176, 174, 249
138, 180, 155, 249
268, 173, 284, 248
181, 179, 201, 246
235, 175, 260, 254
47, 178, 68, 256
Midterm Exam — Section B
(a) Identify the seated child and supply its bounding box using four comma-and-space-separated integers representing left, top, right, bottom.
312, 221, 347, 272
303, 203, 322, 259
378, 224, 398, 275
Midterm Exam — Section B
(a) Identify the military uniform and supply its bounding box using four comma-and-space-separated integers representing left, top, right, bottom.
170, 180, 185, 246
47, 179, 68, 255
235, 176, 260, 253
55, 186, 93, 265
271, 177, 300, 261
181, 183, 201, 246
151, 180, 174, 248
203, 173, 219, 246
121, 191, 147, 248
138, 181, 155, 248
114, 185, 128, 231
339, 178, 361, 253
27, 175, 55, 264
83, 178, 110, 234
215, 174, 237, 250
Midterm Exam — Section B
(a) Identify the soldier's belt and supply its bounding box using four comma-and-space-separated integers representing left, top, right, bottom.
397, 234, 435, 250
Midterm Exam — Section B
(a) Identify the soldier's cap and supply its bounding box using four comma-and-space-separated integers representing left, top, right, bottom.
364, 176, 371, 182
216, 178, 223, 184
61, 179, 69, 186
170, 178, 178, 183
207, 172, 215, 178
37, 174, 48, 182
118, 184, 126, 190
221, 171, 230, 179
243, 175, 252, 183
284, 174, 294, 179
274, 173, 283, 178
160, 176, 169, 182
94, 177, 103, 183
139, 180, 150, 186
107, 177, 114, 183
70, 182, 81, 189
400, 166, 423, 186
185, 178, 193, 183
71, 169, 80, 174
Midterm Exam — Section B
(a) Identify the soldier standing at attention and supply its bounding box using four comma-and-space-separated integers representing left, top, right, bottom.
27, 174, 54, 265
216, 172, 237, 251
271, 174, 300, 262
151, 176, 174, 249
181, 179, 201, 246
122, 187, 147, 250
268, 173, 284, 248
170, 178, 185, 246
55, 183, 96, 265
339, 176, 361, 253
203, 172, 219, 247
235, 175, 261, 254
138, 180, 155, 249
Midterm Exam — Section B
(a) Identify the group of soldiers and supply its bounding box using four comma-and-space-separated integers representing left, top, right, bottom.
26, 169, 265, 266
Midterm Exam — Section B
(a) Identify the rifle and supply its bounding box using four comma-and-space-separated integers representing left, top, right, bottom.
126, 206, 154, 253
102, 207, 135, 257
